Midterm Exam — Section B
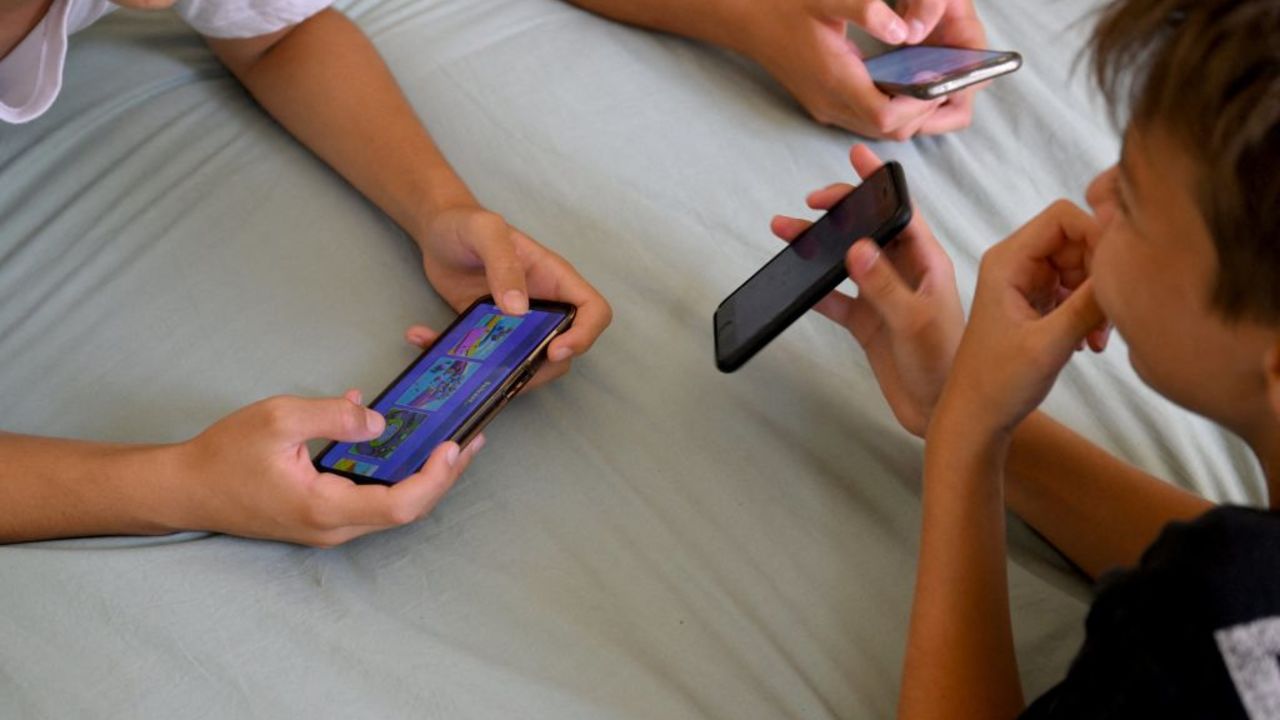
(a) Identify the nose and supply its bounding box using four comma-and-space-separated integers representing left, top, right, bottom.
1086, 167, 1118, 214
1085, 166, 1118, 233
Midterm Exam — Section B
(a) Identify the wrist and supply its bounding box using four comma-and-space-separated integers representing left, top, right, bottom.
927, 384, 1014, 458
405, 173, 477, 246
139, 441, 207, 534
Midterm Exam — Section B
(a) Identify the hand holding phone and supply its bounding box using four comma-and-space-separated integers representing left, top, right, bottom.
769, 145, 965, 436
865, 46, 1022, 100
315, 296, 575, 484
714, 162, 912, 372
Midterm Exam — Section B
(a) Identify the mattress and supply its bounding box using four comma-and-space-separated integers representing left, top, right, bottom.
0, 0, 1263, 716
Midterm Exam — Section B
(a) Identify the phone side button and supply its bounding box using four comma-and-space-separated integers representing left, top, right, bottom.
506, 370, 535, 398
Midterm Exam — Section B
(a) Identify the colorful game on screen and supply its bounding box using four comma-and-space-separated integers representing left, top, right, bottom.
864, 47, 1007, 85
318, 302, 567, 483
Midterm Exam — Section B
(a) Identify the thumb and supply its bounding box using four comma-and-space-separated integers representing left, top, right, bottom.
847, 239, 911, 326
897, 0, 946, 44
469, 218, 529, 316
818, 0, 909, 44
260, 396, 386, 445
1041, 279, 1106, 357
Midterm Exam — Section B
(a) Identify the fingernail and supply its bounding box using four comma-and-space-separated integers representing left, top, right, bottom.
908, 20, 926, 43
365, 410, 384, 433
472, 434, 486, 453
446, 443, 461, 466
885, 19, 908, 44
850, 242, 880, 276
552, 346, 574, 362
503, 290, 528, 315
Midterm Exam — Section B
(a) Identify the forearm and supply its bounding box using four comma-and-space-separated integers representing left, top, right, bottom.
213, 10, 474, 243
563, 0, 757, 53
899, 411, 1022, 720
0, 433, 186, 543
1006, 411, 1213, 580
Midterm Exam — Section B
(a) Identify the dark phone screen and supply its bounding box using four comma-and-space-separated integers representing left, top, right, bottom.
718, 165, 902, 358
865, 46, 1008, 86
318, 301, 567, 483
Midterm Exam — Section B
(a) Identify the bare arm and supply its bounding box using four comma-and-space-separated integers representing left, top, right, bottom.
899, 407, 1024, 720
205, 9, 474, 244
774, 150, 1212, 585
562, 0, 980, 139
0, 434, 183, 542
1007, 411, 1212, 580
561, 0, 751, 51
0, 393, 482, 546
205, 8, 613, 370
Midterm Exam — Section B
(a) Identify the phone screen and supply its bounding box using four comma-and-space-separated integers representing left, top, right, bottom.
317, 300, 569, 483
865, 46, 1010, 86
715, 163, 907, 370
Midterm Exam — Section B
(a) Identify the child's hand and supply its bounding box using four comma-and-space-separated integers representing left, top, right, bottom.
934, 201, 1108, 438
772, 145, 964, 436
416, 205, 612, 387
172, 392, 483, 547
734, 0, 988, 138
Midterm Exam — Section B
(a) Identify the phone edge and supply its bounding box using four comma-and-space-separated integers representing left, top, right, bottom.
312, 297, 576, 485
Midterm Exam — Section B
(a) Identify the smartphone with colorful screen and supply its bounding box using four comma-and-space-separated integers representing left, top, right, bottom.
314, 296, 575, 485
865, 45, 1021, 99
713, 162, 911, 373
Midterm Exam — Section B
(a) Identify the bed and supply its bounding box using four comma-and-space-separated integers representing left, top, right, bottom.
0, 0, 1263, 716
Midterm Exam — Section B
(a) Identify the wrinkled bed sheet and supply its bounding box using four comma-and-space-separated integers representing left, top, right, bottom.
0, 0, 1263, 717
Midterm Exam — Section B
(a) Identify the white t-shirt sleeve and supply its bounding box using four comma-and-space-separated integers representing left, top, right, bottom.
173, 0, 334, 39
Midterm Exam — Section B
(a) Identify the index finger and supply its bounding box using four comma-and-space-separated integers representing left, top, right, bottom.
834, 59, 943, 138
897, 0, 947, 44
1006, 200, 1100, 261
515, 232, 611, 363
815, 0, 909, 44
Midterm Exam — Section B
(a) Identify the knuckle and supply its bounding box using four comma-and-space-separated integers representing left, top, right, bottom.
258, 396, 294, 432
343, 404, 368, 434
807, 103, 836, 127
466, 210, 509, 242
300, 498, 338, 532
1048, 198, 1079, 217
386, 501, 420, 526
871, 113, 895, 136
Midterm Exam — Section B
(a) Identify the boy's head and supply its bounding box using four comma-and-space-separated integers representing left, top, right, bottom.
1081, 0, 1280, 445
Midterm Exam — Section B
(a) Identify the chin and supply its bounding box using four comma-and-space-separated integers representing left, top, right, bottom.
1127, 345, 1215, 420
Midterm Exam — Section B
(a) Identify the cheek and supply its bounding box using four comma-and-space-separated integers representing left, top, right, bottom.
1088, 227, 1125, 324
1089, 228, 1164, 377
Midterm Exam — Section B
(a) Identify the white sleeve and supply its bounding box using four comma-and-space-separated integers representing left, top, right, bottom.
173, 0, 333, 39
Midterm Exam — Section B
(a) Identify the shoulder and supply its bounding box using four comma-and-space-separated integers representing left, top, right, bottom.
1022, 506, 1280, 720
1137, 506, 1280, 622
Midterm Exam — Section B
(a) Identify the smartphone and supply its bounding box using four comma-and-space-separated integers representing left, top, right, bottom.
865, 46, 1021, 100
713, 162, 911, 373
314, 296, 575, 484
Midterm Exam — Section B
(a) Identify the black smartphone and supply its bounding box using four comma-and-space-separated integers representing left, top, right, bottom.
865, 46, 1021, 100
713, 162, 911, 373
314, 296, 575, 485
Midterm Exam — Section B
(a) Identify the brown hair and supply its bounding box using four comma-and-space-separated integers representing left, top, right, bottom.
1091, 0, 1280, 323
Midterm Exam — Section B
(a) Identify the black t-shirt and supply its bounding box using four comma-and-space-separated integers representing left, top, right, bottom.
1022, 506, 1280, 719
